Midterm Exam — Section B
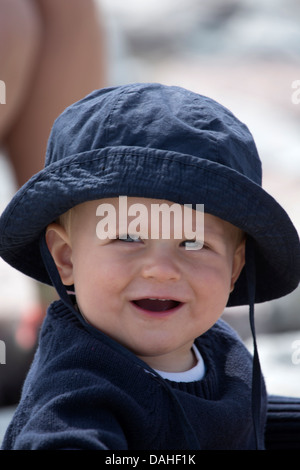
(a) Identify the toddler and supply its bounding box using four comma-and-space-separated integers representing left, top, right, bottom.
0, 83, 299, 450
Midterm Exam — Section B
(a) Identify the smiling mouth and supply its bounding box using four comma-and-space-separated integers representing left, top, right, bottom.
132, 298, 182, 313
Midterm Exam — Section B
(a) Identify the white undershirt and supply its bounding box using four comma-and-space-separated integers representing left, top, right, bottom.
154, 344, 205, 383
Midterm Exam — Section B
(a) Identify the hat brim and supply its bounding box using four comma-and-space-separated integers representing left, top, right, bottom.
0, 146, 299, 306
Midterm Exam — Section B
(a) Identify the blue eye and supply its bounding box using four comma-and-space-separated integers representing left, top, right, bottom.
117, 234, 141, 243
180, 240, 204, 250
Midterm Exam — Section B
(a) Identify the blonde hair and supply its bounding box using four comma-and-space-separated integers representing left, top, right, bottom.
57, 208, 74, 234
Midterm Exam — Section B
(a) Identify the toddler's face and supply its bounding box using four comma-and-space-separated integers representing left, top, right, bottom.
46, 197, 245, 372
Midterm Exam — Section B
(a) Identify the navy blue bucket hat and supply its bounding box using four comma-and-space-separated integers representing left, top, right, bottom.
0, 82, 299, 307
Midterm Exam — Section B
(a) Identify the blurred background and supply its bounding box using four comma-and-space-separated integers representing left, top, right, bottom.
0, 0, 299, 441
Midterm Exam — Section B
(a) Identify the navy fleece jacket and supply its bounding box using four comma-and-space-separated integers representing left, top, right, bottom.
1, 300, 267, 450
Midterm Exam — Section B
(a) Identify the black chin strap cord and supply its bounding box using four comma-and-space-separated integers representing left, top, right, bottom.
245, 237, 263, 449
39, 231, 78, 314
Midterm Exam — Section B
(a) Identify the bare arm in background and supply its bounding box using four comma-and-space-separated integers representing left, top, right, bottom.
0, 0, 106, 186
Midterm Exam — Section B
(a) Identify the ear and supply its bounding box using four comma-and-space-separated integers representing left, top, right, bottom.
230, 240, 246, 292
45, 223, 74, 285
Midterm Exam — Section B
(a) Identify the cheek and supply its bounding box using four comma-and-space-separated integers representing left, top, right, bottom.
191, 263, 233, 313
72, 251, 126, 311
193, 259, 233, 291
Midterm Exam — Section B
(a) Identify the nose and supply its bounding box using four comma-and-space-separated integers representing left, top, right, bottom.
140, 243, 181, 282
